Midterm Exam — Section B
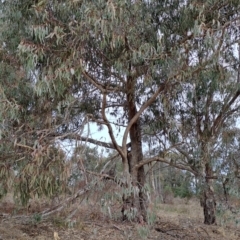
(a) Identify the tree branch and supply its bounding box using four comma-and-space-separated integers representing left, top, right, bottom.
122, 83, 165, 156
76, 136, 117, 149
212, 89, 240, 134
81, 68, 120, 93
175, 146, 193, 163
135, 156, 198, 175
101, 93, 125, 159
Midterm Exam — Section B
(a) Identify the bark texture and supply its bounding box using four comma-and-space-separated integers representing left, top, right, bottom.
201, 162, 216, 225
121, 75, 147, 221
202, 184, 216, 224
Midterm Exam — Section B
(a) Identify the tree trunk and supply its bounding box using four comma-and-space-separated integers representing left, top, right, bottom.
121, 121, 147, 221
201, 163, 216, 225
202, 183, 216, 224
121, 75, 147, 222
222, 177, 229, 203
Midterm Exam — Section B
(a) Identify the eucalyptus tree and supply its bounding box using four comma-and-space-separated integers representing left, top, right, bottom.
145, 46, 240, 224
175, 65, 240, 224
0, 5, 70, 204
1, 0, 240, 222
0, 52, 69, 204
216, 128, 240, 205
135, 1, 240, 224
146, 21, 240, 224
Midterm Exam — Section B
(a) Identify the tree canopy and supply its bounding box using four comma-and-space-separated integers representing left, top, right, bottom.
0, 0, 240, 224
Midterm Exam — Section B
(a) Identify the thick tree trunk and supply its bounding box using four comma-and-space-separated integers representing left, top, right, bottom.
121, 75, 147, 221
202, 183, 216, 224
121, 121, 147, 221
201, 163, 216, 225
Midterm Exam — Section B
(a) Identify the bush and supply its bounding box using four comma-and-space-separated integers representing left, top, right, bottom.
173, 182, 192, 199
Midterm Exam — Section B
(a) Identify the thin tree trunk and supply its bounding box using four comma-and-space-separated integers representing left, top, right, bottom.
222, 177, 229, 203
150, 162, 156, 192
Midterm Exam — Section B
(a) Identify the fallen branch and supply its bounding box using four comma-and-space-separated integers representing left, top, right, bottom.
41, 186, 91, 218
155, 227, 183, 233
40, 170, 124, 218
155, 227, 182, 238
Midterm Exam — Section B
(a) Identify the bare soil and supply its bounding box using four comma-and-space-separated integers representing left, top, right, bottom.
0, 196, 239, 240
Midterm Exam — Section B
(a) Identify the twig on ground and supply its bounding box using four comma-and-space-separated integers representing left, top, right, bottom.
41, 186, 91, 218
155, 226, 188, 238
199, 226, 210, 238
112, 224, 124, 232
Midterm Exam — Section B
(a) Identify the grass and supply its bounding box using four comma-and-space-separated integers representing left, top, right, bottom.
156, 197, 204, 226
1, 192, 240, 239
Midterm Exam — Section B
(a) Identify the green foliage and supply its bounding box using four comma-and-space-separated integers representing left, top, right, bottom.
159, 165, 193, 200
173, 181, 192, 199
137, 225, 150, 240
0, 0, 239, 224
31, 213, 42, 224
13, 146, 69, 205
68, 144, 106, 184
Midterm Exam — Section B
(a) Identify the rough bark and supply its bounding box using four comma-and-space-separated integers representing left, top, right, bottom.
121, 75, 147, 221
121, 125, 147, 221
202, 162, 216, 225
222, 177, 229, 203
202, 183, 216, 225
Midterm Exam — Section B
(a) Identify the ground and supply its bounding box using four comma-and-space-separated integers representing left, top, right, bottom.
0, 195, 239, 240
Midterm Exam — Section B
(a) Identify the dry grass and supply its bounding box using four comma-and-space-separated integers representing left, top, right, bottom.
0, 194, 240, 239
157, 197, 204, 225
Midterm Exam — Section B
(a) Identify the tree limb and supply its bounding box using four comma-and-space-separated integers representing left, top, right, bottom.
212, 89, 240, 134
135, 156, 198, 175
122, 83, 165, 157
101, 93, 125, 159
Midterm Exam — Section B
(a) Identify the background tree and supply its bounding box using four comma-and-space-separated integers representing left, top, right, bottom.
138, 1, 240, 224
175, 66, 240, 224
215, 128, 240, 207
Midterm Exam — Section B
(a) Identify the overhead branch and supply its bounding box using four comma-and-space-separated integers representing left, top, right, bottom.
81, 69, 106, 92
81, 66, 120, 93
75, 136, 117, 149
135, 156, 198, 176
50, 128, 132, 150
212, 90, 240, 135
101, 93, 125, 159
175, 146, 193, 162
212, 48, 240, 134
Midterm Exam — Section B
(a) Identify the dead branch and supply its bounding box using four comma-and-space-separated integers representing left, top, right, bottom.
155, 227, 183, 238
41, 186, 91, 218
